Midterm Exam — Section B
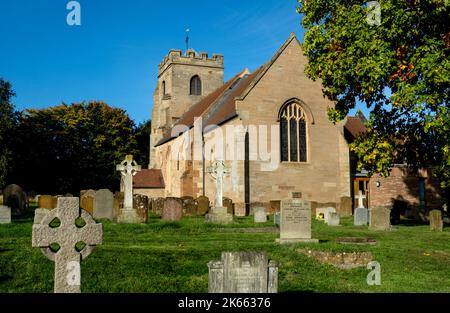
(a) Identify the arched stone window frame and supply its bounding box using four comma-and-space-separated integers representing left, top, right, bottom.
190, 75, 202, 96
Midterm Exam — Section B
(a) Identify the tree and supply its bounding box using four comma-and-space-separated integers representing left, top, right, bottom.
134, 119, 151, 167
11, 101, 139, 194
0, 78, 17, 189
297, 0, 450, 190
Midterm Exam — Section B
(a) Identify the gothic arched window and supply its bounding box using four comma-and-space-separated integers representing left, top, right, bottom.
190, 75, 202, 95
280, 101, 307, 162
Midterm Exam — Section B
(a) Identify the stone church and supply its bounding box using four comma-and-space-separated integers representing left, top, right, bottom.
132, 33, 444, 217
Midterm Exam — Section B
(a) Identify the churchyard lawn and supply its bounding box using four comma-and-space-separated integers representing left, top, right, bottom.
1, 209, 449, 293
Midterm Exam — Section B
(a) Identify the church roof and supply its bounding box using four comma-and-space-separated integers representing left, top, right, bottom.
133, 169, 165, 188
344, 116, 367, 139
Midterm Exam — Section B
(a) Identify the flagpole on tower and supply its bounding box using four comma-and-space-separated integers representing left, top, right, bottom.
185, 28, 190, 52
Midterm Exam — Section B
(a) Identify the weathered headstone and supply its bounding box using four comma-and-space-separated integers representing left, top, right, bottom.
274, 212, 281, 227
270, 200, 281, 214
327, 212, 340, 226
429, 210, 443, 231
277, 199, 318, 244
208, 252, 278, 293
3, 184, 27, 216
254, 207, 267, 223
205, 161, 233, 224
152, 197, 165, 216
369, 207, 391, 231
339, 196, 353, 217
196, 196, 210, 215
32, 197, 103, 293
133, 194, 149, 223
0, 205, 11, 224
223, 197, 234, 215
354, 207, 369, 226
113, 192, 124, 220
162, 197, 183, 221
93, 189, 114, 220
0, 194, 3, 205
38, 195, 57, 210
316, 207, 336, 223
116, 155, 141, 223
181, 196, 197, 216
80, 195, 94, 216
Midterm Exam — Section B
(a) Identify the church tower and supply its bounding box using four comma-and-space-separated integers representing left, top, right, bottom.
149, 49, 224, 168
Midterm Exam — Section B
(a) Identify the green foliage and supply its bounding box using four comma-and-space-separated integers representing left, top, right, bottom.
10, 101, 139, 193
0, 78, 17, 189
297, 0, 450, 189
134, 119, 151, 167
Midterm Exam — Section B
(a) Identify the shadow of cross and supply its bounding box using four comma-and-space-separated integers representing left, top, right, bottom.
32, 197, 103, 293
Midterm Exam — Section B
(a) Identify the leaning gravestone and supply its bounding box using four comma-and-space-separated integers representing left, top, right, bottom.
3, 184, 27, 216
369, 207, 391, 231
133, 194, 149, 223
327, 212, 340, 226
196, 196, 210, 215
32, 197, 103, 293
254, 207, 267, 223
93, 189, 114, 220
0, 205, 11, 224
277, 199, 318, 244
429, 210, 443, 232
354, 207, 369, 226
162, 197, 183, 221
38, 195, 57, 210
208, 251, 278, 293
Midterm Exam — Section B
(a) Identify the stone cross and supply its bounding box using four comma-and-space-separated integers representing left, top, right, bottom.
356, 190, 366, 208
116, 155, 141, 209
207, 160, 231, 207
32, 197, 103, 293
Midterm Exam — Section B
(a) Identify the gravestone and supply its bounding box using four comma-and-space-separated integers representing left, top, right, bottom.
205, 161, 233, 224
274, 212, 281, 227
339, 196, 353, 217
254, 207, 267, 223
80, 195, 94, 215
327, 212, 340, 226
270, 200, 281, 214
369, 207, 391, 231
208, 252, 278, 293
0, 194, 3, 205
0, 205, 11, 224
32, 197, 103, 293
223, 197, 234, 215
116, 155, 141, 223
354, 207, 369, 226
162, 197, 183, 221
277, 199, 318, 244
33, 208, 49, 225
152, 197, 165, 216
133, 194, 149, 223
93, 189, 114, 220
113, 192, 124, 220
38, 195, 57, 210
3, 184, 27, 216
316, 207, 336, 223
181, 196, 197, 216
429, 210, 443, 231
196, 196, 210, 215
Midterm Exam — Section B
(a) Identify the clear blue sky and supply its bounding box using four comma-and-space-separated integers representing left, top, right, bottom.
0, 0, 364, 124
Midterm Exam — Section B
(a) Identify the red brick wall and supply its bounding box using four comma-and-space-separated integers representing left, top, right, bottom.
369, 166, 443, 210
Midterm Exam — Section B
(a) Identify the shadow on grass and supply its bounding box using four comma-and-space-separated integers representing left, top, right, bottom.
0, 275, 13, 282
0, 248, 13, 253
396, 219, 428, 227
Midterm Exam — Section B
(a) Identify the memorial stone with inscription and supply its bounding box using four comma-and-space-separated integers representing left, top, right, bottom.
93, 189, 114, 220
208, 252, 278, 293
277, 199, 318, 243
354, 207, 369, 226
254, 207, 267, 223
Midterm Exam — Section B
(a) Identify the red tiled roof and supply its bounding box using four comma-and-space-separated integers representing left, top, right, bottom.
133, 169, 165, 188
345, 117, 367, 138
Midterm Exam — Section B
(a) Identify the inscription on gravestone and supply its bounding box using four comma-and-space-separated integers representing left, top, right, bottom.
277, 199, 318, 244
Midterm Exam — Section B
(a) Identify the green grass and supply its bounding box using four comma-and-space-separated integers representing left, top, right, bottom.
1, 211, 450, 293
